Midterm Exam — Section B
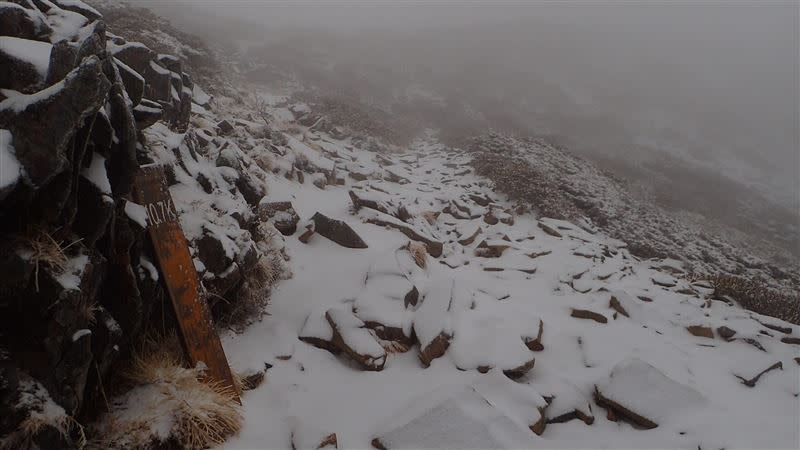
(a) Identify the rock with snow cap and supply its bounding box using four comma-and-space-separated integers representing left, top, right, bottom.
326, 308, 386, 371
311, 212, 368, 249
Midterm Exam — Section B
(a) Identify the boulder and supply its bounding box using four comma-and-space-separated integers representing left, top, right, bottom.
113, 58, 144, 105
144, 59, 172, 104
474, 240, 510, 258
44, 40, 76, 87
372, 379, 538, 450
325, 309, 386, 371
716, 326, 737, 341
538, 221, 562, 238
457, 226, 482, 246
258, 201, 300, 236
110, 42, 154, 78
133, 99, 162, 130
0, 2, 52, 41
594, 358, 703, 429
0, 36, 51, 92
311, 212, 368, 249
106, 87, 139, 196
0, 55, 111, 187
51, 0, 101, 21
217, 119, 235, 135
196, 231, 233, 275
363, 211, 442, 257
414, 280, 458, 367
686, 325, 714, 339
299, 308, 341, 355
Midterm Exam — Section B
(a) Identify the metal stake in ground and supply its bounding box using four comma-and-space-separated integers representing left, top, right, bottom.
134, 164, 240, 401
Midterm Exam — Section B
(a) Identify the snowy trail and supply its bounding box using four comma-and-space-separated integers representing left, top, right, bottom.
220, 129, 799, 449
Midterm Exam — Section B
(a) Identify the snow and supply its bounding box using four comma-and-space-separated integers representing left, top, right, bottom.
0, 76, 66, 114
142, 88, 799, 450
124, 200, 148, 228
81, 151, 111, 194
0, 36, 52, 79
71, 328, 91, 341
45, 5, 88, 42
326, 308, 385, 359
54, 0, 100, 17
56, 253, 88, 290
192, 84, 211, 105
596, 357, 705, 425
0, 129, 21, 191
138, 255, 159, 281
373, 379, 536, 450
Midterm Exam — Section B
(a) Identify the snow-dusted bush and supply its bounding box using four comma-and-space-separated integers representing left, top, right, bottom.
90, 338, 242, 449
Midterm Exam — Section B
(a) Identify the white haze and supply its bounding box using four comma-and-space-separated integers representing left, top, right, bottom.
139, 0, 798, 211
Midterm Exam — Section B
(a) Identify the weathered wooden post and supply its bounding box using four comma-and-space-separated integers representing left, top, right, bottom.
134, 164, 240, 401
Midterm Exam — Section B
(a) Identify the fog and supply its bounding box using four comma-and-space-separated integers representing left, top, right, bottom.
142, 1, 798, 210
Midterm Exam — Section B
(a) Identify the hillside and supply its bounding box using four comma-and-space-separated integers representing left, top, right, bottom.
1, 2, 798, 449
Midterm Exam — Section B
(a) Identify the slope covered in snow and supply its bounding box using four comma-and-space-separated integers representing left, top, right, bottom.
196, 91, 800, 449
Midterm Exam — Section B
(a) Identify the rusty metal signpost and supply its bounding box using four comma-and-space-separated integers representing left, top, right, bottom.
134, 165, 240, 401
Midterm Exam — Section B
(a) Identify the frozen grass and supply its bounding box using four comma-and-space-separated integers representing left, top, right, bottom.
14, 227, 82, 291
215, 250, 287, 333
90, 337, 242, 449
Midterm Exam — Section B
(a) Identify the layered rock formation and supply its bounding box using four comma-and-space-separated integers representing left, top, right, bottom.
0, 1, 277, 446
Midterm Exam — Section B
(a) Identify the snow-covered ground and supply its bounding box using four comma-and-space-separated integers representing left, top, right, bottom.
213, 98, 800, 449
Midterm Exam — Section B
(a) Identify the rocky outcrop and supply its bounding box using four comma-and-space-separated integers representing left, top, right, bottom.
0, 2, 272, 446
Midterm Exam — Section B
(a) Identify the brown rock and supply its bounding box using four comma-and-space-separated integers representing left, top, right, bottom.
716, 326, 737, 341
259, 201, 300, 236
609, 296, 630, 318
503, 357, 536, 379
457, 227, 482, 246
298, 222, 315, 244
686, 325, 714, 339
781, 336, 800, 345
0, 3, 52, 41
734, 361, 783, 388
524, 319, 545, 351
326, 309, 386, 371
0, 56, 111, 186
570, 309, 607, 324
364, 214, 442, 257
312, 212, 368, 249
538, 222, 562, 238
529, 407, 549, 436
418, 332, 451, 367
483, 211, 499, 225
474, 240, 510, 258
758, 320, 793, 335
595, 386, 656, 429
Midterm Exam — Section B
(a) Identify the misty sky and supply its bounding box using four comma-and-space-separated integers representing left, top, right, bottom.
139, 0, 798, 207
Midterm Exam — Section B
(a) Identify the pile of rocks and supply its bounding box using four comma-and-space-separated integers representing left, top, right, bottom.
0, 1, 276, 446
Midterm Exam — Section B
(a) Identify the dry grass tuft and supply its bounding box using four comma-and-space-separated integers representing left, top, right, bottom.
90, 339, 242, 449
14, 227, 82, 292
406, 241, 428, 269
217, 252, 287, 332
